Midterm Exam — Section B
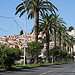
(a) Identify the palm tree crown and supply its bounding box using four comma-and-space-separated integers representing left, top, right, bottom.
15, 0, 58, 18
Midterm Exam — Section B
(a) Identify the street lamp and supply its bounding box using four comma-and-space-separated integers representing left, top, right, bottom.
21, 0, 28, 65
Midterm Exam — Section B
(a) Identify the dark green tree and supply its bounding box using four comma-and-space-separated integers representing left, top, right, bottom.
68, 26, 74, 31
52, 14, 66, 49
0, 46, 22, 69
39, 14, 53, 63
26, 41, 44, 64
20, 30, 23, 35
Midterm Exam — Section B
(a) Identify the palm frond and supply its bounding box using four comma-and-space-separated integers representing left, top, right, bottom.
15, 6, 24, 15
19, 10, 25, 17
16, 0, 29, 10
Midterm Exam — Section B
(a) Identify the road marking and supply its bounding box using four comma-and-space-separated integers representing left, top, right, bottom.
47, 71, 52, 73
40, 70, 52, 75
40, 72, 46, 75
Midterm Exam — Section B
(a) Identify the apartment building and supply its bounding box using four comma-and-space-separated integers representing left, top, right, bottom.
68, 29, 75, 38
68, 29, 75, 52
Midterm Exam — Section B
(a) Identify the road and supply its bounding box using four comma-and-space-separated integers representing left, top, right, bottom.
0, 63, 75, 75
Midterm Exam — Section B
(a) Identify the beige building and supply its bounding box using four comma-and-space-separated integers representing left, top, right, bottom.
68, 29, 75, 38
68, 29, 75, 52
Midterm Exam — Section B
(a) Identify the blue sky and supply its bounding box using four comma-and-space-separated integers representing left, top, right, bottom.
0, 0, 75, 37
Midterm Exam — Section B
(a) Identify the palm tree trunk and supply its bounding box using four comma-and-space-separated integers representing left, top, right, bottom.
59, 32, 61, 50
70, 48, 71, 55
62, 41, 64, 50
34, 11, 39, 64
34, 11, 39, 42
67, 47, 69, 53
34, 52, 38, 64
54, 29, 56, 48
45, 30, 50, 63
64, 43, 66, 51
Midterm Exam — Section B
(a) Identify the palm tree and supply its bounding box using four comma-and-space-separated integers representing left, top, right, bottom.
39, 13, 53, 63
64, 33, 73, 53
69, 36, 75, 54
52, 14, 66, 49
15, 0, 58, 63
62, 30, 75, 55
15, 0, 58, 41
52, 14, 66, 50
57, 24, 66, 50
62, 32, 66, 51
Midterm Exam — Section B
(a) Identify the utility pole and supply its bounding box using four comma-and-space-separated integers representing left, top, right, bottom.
21, 0, 27, 65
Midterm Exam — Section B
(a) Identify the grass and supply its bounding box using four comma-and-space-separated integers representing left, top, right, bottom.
0, 65, 5, 71
12, 61, 75, 69
0, 61, 75, 71
12, 63, 53, 69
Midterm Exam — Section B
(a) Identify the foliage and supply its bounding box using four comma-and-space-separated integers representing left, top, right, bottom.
0, 46, 22, 69
72, 52, 75, 56
0, 44, 5, 49
44, 47, 59, 57
68, 26, 74, 31
57, 50, 68, 59
15, 0, 58, 63
44, 47, 73, 62
40, 61, 44, 64
26, 41, 44, 64
49, 48, 59, 57
20, 30, 23, 35
15, 0, 58, 18
66, 54, 71, 58
26, 41, 44, 57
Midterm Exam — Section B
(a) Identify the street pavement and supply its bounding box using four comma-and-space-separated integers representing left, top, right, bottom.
0, 62, 75, 75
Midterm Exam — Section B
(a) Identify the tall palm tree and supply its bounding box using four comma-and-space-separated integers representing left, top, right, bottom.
15, 0, 58, 41
52, 14, 66, 49
61, 24, 67, 50
65, 33, 71, 52
62, 29, 66, 51
64, 33, 73, 53
39, 13, 53, 63
57, 24, 66, 50
15, 0, 58, 63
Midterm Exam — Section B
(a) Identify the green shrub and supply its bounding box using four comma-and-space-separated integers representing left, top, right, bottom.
0, 46, 22, 69
40, 61, 44, 64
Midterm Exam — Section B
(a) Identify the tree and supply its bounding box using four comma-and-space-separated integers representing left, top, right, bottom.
57, 50, 68, 62
15, 0, 58, 63
57, 23, 66, 50
68, 26, 74, 31
26, 41, 44, 64
64, 33, 75, 55
49, 48, 59, 62
39, 13, 53, 63
15, 0, 58, 41
20, 30, 23, 35
68, 36, 75, 54
52, 14, 66, 49
0, 46, 22, 69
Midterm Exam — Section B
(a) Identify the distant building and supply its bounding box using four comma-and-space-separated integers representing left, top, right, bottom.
68, 29, 75, 52
68, 29, 75, 38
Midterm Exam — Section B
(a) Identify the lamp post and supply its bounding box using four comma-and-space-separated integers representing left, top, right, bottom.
21, 0, 27, 65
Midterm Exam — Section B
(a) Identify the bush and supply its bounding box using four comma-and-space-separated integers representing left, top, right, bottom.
40, 61, 44, 64
0, 46, 22, 69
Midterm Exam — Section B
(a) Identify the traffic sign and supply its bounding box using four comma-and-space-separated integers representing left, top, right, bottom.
23, 41, 28, 47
